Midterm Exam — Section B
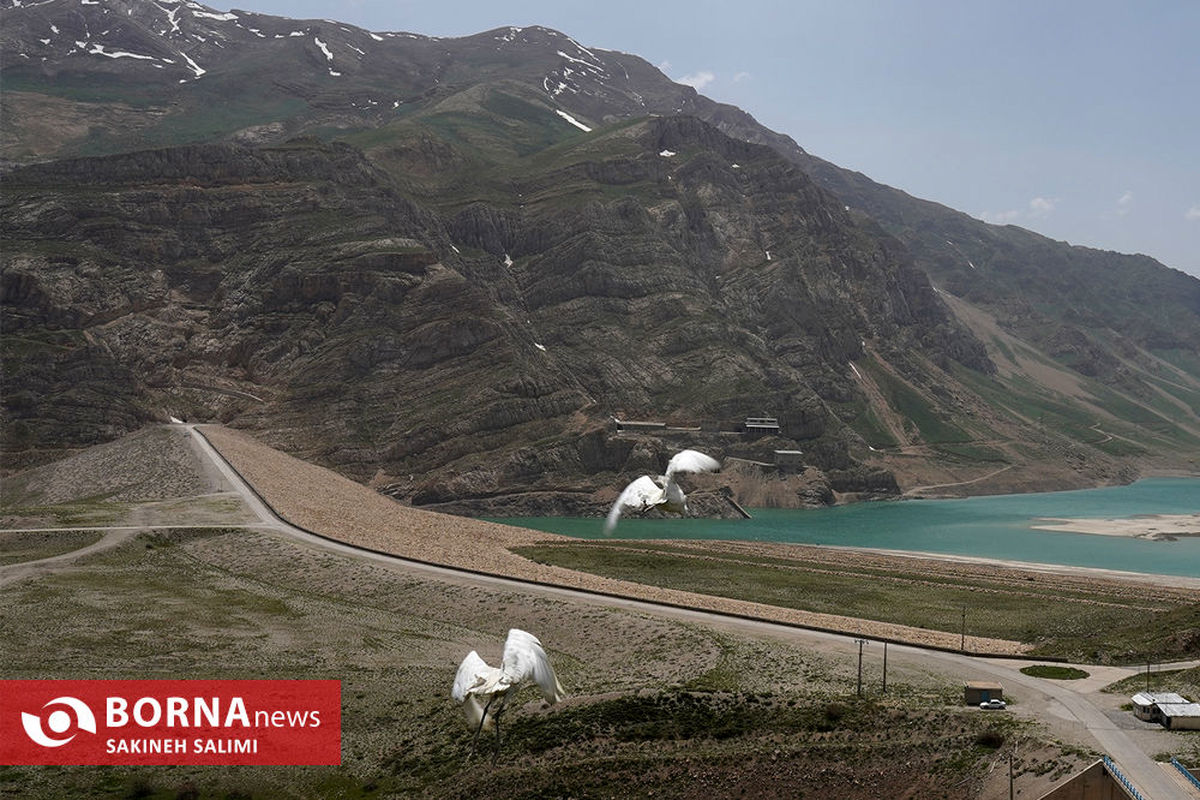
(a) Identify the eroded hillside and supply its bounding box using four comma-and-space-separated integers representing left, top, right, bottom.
3, 0, 1198, 513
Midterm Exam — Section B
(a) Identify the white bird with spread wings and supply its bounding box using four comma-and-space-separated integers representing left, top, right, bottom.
452, 628, 565, 762
604, 448, 721, 534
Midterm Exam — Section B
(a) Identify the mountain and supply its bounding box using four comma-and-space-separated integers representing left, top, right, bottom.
3, 0, 1198, 514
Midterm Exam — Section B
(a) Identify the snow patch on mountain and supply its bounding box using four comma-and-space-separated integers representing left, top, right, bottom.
543, 76, 572, 97
191, 8, 235, 21
568, 38, 597, 59
313, 36, 341, 75
556, 49, 605, 74
495, 26, 522, 44
179, 50, 205, 78
160, 2, 181, 33
86, 43, 156, 60
555, 109, 591, 132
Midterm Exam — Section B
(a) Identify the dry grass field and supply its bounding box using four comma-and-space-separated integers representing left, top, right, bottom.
0, 524, 1095, 799
4, 425, 1195, 798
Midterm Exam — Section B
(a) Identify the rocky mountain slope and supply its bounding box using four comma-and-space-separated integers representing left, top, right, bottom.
3, 0, 1198, 514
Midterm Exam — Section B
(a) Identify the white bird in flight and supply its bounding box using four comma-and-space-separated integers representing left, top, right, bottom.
452, 628, 565, 762
604, 448, 721, 534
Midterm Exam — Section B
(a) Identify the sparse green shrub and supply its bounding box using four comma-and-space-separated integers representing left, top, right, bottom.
975, 729, 1006, 749
1020, 664, 1089, 680
824, 702, 847, 723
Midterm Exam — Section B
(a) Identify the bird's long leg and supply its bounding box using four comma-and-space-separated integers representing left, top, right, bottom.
468, 695, 496, 760
491, 709, 502, 767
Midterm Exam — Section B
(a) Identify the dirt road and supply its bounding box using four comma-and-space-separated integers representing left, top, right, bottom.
0, 528, 140, 588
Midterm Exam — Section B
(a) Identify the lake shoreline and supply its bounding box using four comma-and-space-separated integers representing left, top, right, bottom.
894, 467, 1200, 503
500, 477, 1200, 580
1031, 513, 1200, 540
785, 540, 1200, 591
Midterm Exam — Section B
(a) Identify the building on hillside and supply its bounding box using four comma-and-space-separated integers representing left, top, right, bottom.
1130, 691, 1200, 728
773, 449, 804, 466
1131, 691, 1187, 723
742, 416, 780, 438
963, 681, 1003, 706
1159, 701, 1200, 730
612, 417, 667, 433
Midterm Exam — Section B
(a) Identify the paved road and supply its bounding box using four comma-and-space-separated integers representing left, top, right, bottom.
5, 423, 1186, 798
186, 423, 1196, 798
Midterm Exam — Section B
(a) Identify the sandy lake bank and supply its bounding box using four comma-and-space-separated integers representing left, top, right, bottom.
1031, 513, 1200, 540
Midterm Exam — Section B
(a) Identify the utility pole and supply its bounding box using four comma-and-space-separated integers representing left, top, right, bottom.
960, 605, 967, 652
855, 638, 867, 697
878, 642, 888, 695
1009, 751, 1014, 800
1146, 661, 1151, 692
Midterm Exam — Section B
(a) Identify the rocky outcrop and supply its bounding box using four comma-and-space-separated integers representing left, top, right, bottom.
5, 1, 1196, 510
0, 113, 1082, 512
3, 1, 1196, 512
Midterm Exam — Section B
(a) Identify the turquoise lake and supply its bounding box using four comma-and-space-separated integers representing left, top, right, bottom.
496, 478, 1200, 578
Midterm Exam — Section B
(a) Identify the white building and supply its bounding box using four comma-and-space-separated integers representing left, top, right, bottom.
1159, 701, 1200, 730
1130, 692, 1200, 729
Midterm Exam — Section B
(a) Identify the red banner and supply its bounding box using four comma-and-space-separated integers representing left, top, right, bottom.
0, 680, 340, 765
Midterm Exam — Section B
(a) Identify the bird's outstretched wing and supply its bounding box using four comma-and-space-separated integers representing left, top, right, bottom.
665, 449, 720, 479
501, 629, 565, 703
604, 474, 664, 534
452, 650, 491, 702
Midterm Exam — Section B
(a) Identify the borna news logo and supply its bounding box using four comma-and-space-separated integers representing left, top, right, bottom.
1, 680, 341, 765
21, 695, 97, 748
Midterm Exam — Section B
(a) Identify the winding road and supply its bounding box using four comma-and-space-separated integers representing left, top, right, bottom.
182, 425, 1198, 798
904, 464, 1015, 497
4, 423, 1195, 798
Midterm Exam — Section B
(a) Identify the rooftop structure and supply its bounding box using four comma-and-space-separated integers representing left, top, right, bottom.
773, 449, 805, 468
1131, 691, 1200, 728
611, 418, 667, 431
963, 681, 1003, 705
1158, 702, 1200, 730
1131, 691, 1186, 707
742, 416, 780, 438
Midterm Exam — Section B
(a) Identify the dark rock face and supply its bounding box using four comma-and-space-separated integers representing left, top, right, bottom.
2, 119, 987, 509
783, 152, 1200, 392
5, 2, 1195, 511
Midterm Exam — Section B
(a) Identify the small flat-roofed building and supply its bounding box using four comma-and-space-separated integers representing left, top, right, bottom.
1158, 702, 1200, 730
964, 681, 1003, 705
742, 416, 780, 438
613, 418, 667, 432
774, 450, 804, 468
1131, 691, 1187, 723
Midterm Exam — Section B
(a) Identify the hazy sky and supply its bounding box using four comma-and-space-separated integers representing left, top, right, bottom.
223, 0, 1198, 277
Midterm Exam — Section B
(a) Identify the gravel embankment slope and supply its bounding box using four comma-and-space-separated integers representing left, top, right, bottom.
8, 426, 216, 505
200, 425, 1031, 655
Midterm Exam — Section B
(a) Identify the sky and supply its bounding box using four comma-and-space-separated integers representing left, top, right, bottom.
221, 0, 1198, 277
